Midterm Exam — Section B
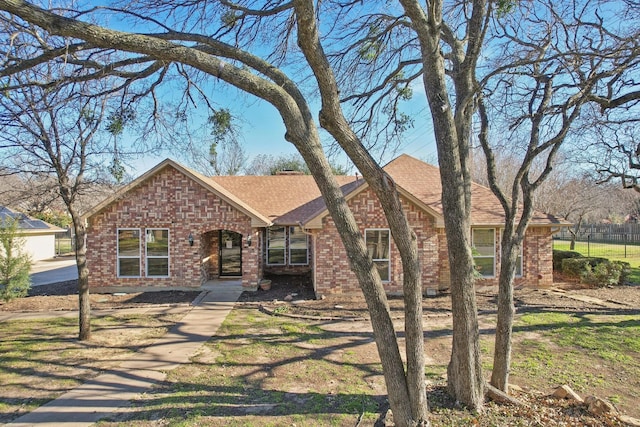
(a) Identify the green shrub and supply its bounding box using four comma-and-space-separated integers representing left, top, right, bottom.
0, 218, 32, 301
561, 257, 629, 287
552, 249, 583, 271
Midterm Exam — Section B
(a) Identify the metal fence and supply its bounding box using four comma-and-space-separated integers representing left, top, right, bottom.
553, 223, 640, 260
555, 223, 640, 244
55, 228, 75, 256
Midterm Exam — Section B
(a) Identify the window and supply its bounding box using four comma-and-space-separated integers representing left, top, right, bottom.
289, 226, 308, 265
267, 226, 286, 265
117, 228, 140, 277
472, 228, 495, 277
365, 229, 390, 281
146, 229, 169, 277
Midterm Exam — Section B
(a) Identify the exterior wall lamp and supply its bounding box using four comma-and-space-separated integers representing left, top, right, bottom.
188, 233, 194, 246
246, 235, 252, 246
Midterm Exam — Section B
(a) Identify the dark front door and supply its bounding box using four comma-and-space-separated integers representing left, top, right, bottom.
219, 230, 242, 276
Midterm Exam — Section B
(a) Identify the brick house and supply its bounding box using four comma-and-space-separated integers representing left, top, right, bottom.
85, 154, 564, 296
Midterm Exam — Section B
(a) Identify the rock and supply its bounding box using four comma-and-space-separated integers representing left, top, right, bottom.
334, 305, 344, 309
284, 294, 293, 301
618, 415, 640, 427
382, 408, 394, 427
486, 382, 525, 406
552, 385, 583, 403
509, 384, 524, 392
584, 395, 616, 416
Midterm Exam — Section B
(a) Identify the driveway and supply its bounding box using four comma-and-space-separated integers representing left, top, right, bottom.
30, 257, 78, 286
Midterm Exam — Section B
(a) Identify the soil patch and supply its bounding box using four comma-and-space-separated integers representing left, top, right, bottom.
0, 280, 201, 312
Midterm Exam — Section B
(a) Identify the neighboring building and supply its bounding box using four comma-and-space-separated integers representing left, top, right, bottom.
0, 206, 65, 261
84, 154, 566, 296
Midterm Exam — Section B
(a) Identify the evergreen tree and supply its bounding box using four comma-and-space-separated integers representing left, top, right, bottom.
0, 218, 31, 301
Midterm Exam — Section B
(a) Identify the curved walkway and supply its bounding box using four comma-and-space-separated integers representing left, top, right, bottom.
5, 281, 244, 427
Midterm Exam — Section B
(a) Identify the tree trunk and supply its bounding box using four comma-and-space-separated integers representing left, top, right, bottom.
443, 215, 484, 409
490, 238, 518, 392
288, 128, 420, 427
69, 209, 91, 340
293, 2, 428, 422
397, 0, 486, 410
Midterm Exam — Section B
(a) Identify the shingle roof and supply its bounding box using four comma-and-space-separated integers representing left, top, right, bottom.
211, 154, 564, 227
211, 175, 363, 225
86, 155, 565, 228
383, 154, 566, 226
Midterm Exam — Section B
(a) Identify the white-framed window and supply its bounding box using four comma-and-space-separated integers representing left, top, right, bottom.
267, 226, 286, 265
117, 228, 141, 277
289, 226, 308, 265
365, 228, 390, 282
146, 229, 169, 277
472, 228, 495, 277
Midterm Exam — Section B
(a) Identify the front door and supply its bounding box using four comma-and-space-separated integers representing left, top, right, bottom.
219, 230, 242, 276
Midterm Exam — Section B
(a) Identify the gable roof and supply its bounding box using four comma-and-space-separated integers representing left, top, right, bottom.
0, 206, 65, 234
84, 159, 273, 227
384, 154, 566, 226
86, 155, 565, 229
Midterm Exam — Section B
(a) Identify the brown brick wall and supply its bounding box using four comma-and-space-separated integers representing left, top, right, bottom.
474, 226, 554, 289
313, 191, 554, 295
87, 164, 555, 295
87, 165, 258, 291
314, 188, 439, 295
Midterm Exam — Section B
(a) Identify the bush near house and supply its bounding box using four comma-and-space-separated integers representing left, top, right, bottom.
554, 250, 631, 287
0, 219, 32, 301
552, 249, 583, 271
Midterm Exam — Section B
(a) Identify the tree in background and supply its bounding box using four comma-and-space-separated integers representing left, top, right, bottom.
0, 217, 31, 301
207, 108, 247, 176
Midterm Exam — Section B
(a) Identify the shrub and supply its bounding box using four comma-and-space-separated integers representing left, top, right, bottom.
561, 257, 629, 287
0, 218, 32, 301
552, 250, 583, 271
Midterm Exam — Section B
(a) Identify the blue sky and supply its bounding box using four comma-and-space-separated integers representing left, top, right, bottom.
128, 81, 438, 177
129, 82, 437, 177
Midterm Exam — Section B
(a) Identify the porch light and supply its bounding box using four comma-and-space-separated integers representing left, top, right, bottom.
247, 235, 252, 246
188, 233, 194, 246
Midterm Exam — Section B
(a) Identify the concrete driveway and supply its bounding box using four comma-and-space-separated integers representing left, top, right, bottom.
30, 257, 78, 286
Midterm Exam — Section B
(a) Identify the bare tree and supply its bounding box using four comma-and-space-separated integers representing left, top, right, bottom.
0, 62, 126, 339
0, 1, 430, 423
475, 0, 640, 392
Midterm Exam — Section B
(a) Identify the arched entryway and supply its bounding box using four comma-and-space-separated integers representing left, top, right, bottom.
201, 229, 244, 281
219, 230, 242, 277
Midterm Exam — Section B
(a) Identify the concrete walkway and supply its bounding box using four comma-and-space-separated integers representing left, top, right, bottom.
6, 280, 244, 427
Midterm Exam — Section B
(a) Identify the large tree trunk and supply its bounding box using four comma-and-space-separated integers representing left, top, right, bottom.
293, 2, 428, 423
490, 237, 518, 391
441, 187, 484, 409
398, 0, 486, 410
288, 126, 420, 427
